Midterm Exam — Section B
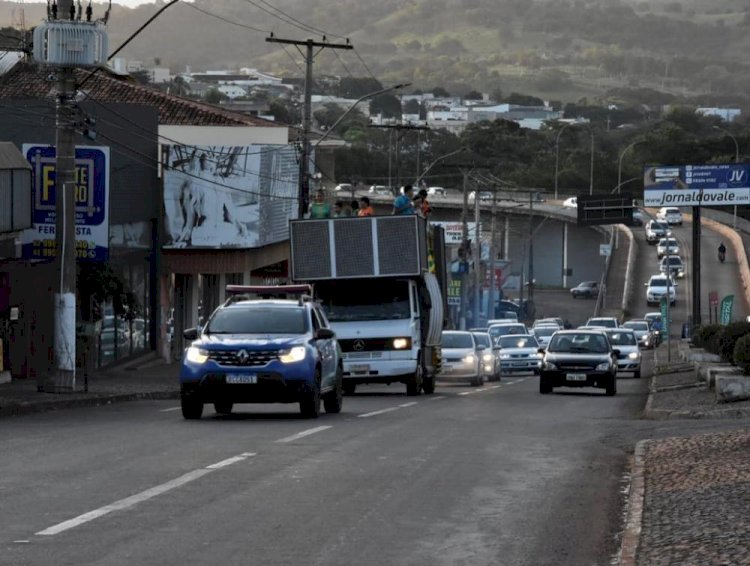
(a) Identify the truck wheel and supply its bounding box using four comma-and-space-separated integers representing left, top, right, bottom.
323, 367, 344, 414
634, 369, 641, 379
422, 374, 435, 394
300, 370, 321, 418
470, 376, 483, 387
213, 402, 233, 415
181, 391, 203, 420
406, 361, 423, 396
342, 382, 356, 396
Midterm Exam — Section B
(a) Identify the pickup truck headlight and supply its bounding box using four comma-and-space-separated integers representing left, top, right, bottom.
596, 362, 611, 371
463, 354, 476, 364
393, 337, 411, 350
186, 346, 209, 364
279, 346, 306, 363
628, 352, 639, 360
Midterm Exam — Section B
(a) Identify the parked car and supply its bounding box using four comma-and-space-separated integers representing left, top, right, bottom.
468, 190, 493, 201
472, 331, 500, 381
660, 255, 685, 279
585, 317, 619, 328
440, 331, 484, 386
538, 330, 618, 396
334, 183, 353, 193
622, 320, 655, 349
656, 238, 680, 259
369, 185, 392, 195
645, 274, 676, 306
495, 334, 542, 375
570, 281, 600, 299
645, 220, 672, 244
563, 197, 577, 209
656, 206, 683, 226
604, 328, 642, 378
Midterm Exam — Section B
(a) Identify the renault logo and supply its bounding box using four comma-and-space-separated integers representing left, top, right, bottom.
353, 340, 365, 351
236, 349, 249, 364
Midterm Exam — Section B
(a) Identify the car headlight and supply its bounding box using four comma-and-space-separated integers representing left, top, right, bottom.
279, 346, 307, 363
186, 346, 209, 364
482, 353, 494, 362
393, 337, 410, 350
463, 354, 476, 364
596, 362, 610, 371
628, 352, 639, 360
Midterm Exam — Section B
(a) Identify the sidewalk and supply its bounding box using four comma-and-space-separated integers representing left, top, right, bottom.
0, 354, 180, 418
619, 340, 750, 565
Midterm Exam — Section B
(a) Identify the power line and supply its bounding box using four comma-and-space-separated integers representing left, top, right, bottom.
184, 2, 272, 33
352, 47, 378, 82
256, 0, 344, 39
243, 0, 323, 37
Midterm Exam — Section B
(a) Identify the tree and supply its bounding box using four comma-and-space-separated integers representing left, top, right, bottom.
338, 77, 384, 98
506, 92, 544, 106
464, 90, 483, 100
130, 70, 152, 85
369, 93, 402, 119
432, 87, 451, 98
204, 88, 227, 104
403, 99, 422, 114
270, 99, 300, 125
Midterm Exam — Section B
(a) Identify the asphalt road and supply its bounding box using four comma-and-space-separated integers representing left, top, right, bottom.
630, 217, 748, 331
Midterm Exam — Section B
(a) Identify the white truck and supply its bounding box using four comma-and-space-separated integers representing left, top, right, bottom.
289, 215, 447, 396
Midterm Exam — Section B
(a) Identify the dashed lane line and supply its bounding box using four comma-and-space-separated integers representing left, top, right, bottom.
160, 407, 181, 413
275, 426, 332, 443
36, 452, 258, 536
358, 406, 401, 418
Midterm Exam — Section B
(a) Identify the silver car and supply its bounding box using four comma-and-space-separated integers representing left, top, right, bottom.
532, 325, 558, 350
440, 331, 484, 386
472, 331, 500, 382
488, 323, 528, 343
622, 320, 654, 349
604, 329, 642, 378
495, 334, 542, 375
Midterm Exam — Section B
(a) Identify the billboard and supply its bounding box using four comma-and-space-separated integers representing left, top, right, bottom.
431, 221, 478, 245
21, 144, 110, 261
163, 144, 298, 249
644, 164, 750, 207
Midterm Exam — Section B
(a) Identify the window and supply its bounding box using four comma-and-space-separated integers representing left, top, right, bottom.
548, 333, 609, 353
206, 307, 308, 334
498, 335, 538, 349
442, 333, 474, 349
606, 332, 636, 346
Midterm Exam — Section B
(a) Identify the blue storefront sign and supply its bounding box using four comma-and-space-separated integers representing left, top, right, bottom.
644, 164, 750, 207
20, 144, 110, 261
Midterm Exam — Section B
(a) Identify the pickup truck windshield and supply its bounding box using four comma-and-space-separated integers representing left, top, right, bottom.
317, 280, 411, 322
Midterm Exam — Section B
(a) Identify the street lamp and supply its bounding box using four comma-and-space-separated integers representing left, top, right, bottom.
414, 147, 468, 186
713, 125, 740, 229
554, 122, 595, 199
617, 139, 645, 195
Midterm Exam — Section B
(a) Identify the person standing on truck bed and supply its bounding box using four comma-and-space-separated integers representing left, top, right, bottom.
309, 189, 331, 218
416, 188, 431, 218
333, 201, 350, 217
358, 197, 374, 217
393, 185, 415, 215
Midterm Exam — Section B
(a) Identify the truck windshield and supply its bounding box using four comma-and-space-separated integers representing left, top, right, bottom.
316, 280, 411, 322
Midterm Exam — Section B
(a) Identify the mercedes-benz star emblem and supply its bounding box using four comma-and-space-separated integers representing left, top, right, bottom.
353, 340, 365, 351
236, 349, 250, 364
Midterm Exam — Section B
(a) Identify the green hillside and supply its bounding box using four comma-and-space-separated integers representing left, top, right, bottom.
2, 0, 749, 103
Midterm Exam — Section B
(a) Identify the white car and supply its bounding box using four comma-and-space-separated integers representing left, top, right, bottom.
656, 206, 683, 225
656, 238, 680, 259
427, 186, 448, 197
645, 220, 672, 244
645, 274, 676, 306
622, 320, 654, 349
468, 190, 493, 201
604, 329, 642, 378
494, 334, 543, 375
533, 317, 563, 330
472, 331, 500, 382
660, 255, 685, 278
531, 324, 558, 350
585, 317, 619, 329
334, 183, 353, 193
488, 323, 528, 343
563, 197, 577, 208
368, 185, 391, 195
440, 331, 484, 386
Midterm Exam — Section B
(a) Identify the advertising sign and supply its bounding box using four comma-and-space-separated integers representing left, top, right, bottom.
660, 297, 669, 336
21, 144, 110, 261
720, 294, 735, 326
644, 164, 750, 207
447, 278, 462, 306
163, 144, 298, 249
431, 222, 478, 245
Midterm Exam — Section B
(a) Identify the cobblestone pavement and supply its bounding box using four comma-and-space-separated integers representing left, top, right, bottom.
637, 428, 750, 566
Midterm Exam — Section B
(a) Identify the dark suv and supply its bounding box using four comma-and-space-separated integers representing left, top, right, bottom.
179, 288, 343, 419
538, 330, 619, 396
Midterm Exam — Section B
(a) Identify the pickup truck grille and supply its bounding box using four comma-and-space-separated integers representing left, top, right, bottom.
208, 349, 277, 367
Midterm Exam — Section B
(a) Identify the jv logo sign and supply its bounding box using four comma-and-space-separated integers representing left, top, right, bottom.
728, 167, 746, 186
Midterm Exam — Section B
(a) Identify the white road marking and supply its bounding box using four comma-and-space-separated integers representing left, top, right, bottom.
37, 469, 212, 536
13, 540, 30, 544
429, 395, 446, 400
489, 385, 502, 390
206, 452, 256, 469
358, 407, 401, 418
476, 388, 488, 392
458, 391, 473, 396
275, 425, 332, 443
36, 452, 258, 536
159, 407, 181, 413
398, 402, 418, 408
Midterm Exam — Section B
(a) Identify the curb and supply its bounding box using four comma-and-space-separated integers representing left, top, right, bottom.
620, 224, 636, 315
0, 390, 180, 418
642, 405, 750, 420
618, 439, 650, 566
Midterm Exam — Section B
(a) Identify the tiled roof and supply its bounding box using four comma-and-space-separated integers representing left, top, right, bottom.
0, 60, 281, 128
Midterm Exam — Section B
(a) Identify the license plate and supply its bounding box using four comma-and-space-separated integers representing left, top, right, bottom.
226, 374, 257, 384
566, 373, 587, 381
350, 364, 370, 373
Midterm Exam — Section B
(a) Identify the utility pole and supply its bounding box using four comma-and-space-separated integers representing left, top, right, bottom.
473, 184, 481, 327
265, 36, 352, 218
369, 124, 430, 191
488, 187, 498, 319
459, 167, 471, 330
527, 191, 535, 304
